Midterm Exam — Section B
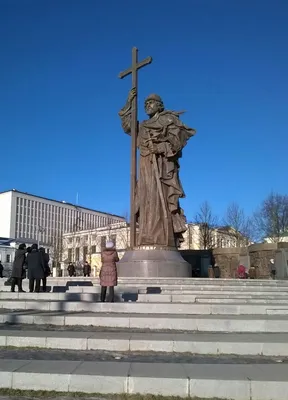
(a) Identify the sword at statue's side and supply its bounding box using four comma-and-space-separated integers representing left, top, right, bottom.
118, 47, 152, 249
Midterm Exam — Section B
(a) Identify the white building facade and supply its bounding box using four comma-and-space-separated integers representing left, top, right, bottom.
62, 222, 240, 277
0, 189, 125, 246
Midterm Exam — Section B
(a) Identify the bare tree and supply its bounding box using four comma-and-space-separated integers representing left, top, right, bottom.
194, 201, 218, 249
223, 202, 253, 246
49, 232, 64, 275
254, 192, 288, 242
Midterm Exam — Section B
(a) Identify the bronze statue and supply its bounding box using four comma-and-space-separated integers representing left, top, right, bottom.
119, 88, 196, 248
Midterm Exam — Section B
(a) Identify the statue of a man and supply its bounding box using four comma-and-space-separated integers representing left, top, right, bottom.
119, 88, 196, 248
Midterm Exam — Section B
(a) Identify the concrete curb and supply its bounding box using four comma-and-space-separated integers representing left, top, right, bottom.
0, 359, 288, 399
1, 330, 288, 356
1, 299, 288, 315
2, 311, 288, 332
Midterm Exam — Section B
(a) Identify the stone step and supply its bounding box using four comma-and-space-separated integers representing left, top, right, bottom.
2, 310, 288, 332
67, 285, 288, 294
3, 277, 287, 285
2, 278, 288, 288
2, 292, 288, 303
2, 299, 288, 315
195, 297, 288, 304
1, 329, 288, 356
0, 358, 287, 399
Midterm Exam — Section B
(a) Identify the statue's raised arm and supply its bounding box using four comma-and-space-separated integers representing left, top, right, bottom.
118, 88, 137, 135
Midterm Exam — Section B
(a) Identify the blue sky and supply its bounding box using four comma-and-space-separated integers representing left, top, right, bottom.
0, 0, 287, 221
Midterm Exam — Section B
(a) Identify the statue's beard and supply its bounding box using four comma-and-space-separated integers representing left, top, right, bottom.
145, 108, 158, 117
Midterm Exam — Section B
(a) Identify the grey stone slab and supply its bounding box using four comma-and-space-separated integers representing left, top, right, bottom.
3, 314, 34, 324
218, 341, 263, 356
130, 316, 198, 331
88, 335, 130, 351
174, 339, 219, 354
267, 309, 288, 315
189, 378, 250, 400
73, 361, 130, 376
251, 381, 288, 400
0, 359, 32, 372
70, 361, 130, 394
262, 342, 288, 356
265, 319, 288, 333
0, 372, 12, 389
64, 315, 129, 328
196, 297, 288, 304
6, 335, 46, 348
0, 301, 27, 310
25, 301, 50, 311
33, 315, 65, 325
128, 363, 187, 396
17, 360, 81, 374
46, 337, 87, 350
130, 333, 174, 352
196, 316, 267, 333
12, 371, 70, 392
137, 294, 172, 303
0, 335, 6, 346
250, 364, 288, 381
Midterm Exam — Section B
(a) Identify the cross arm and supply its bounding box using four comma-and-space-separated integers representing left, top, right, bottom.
118, 56, 152, 79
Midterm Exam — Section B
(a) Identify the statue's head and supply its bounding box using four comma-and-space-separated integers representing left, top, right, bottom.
144, 94, 164, 117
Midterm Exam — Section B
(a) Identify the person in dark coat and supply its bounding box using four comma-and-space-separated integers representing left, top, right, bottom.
26, 243, 45, 293
0, 261, 3, 278
67, 262, 76, 277
39, 247, 50, 292
11, 243, 26, 292
83, 261, 91, 277
100, 241, 119, 302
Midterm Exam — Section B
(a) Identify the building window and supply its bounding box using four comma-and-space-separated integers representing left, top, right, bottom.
75, 247, 80, 261
68, 248, 72, 261
6, 254, 11, 263
101, 236, 106, 249
83, 246, 88, 262
91, 245, 96, 254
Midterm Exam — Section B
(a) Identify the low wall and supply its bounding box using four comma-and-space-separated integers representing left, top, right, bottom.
213, 243, 288, 279
212, 248, 241, 278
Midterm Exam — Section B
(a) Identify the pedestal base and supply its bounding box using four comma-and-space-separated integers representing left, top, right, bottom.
117, 248, 192, 277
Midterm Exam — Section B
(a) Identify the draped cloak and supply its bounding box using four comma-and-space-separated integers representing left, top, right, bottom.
119, 102, 196, 247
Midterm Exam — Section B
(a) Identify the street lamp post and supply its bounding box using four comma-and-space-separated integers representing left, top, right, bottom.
37, 226, 46, 247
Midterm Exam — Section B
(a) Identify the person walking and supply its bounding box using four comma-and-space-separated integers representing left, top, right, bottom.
11, 243, 27, 292
99, 241, 119, 302
83, 261, 91, 277
0, 261, 4, 278
39, 247, 50, 292
26, 243, 45, 293
67, 262, 76, 277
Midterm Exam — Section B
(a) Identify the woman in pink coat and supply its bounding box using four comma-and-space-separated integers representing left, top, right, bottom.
100, 241, 119, 302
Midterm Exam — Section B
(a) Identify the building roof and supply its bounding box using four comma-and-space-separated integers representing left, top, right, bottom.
0, 189, 125, 219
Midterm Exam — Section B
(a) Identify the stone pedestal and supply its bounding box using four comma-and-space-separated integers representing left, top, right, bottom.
117, 248, 192, 277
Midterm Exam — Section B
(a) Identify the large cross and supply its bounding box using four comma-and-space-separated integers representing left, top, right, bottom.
118, 47, 152, 248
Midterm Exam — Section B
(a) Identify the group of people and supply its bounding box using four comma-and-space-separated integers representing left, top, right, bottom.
11, 243, 50, 292
67, 261, 92, 277
10, 240, 119, 302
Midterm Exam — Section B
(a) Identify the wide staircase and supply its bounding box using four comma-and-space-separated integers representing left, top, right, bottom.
0, 277, 288, 399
